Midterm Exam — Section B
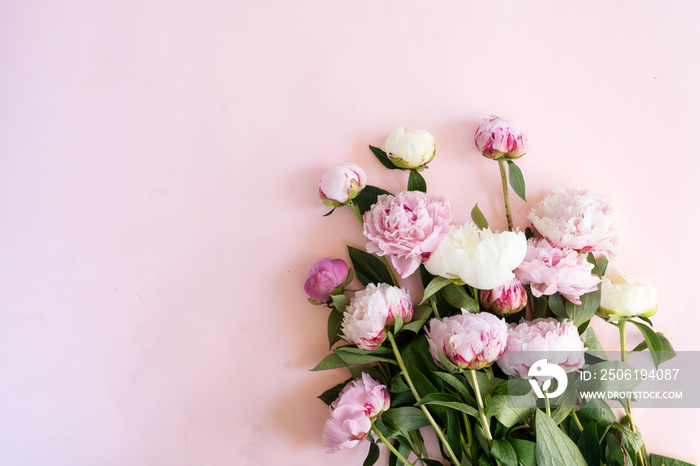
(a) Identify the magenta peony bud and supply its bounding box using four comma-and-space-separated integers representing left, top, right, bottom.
322, 373, 390, 452
496, 318, 585, 378
319, 162, 367, 208
474, 115, 528, 160
341, 283, 413, 350
426, 311, 508, 370
480, 278, 528, 315
304, 257, 350, 304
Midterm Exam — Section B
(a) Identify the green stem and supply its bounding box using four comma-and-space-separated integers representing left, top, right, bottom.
469, 369, 493, 448
380, 256, 399, 286
386, 333, 461, 466
349, 201, 364, 224
371, 424, 412, 466
430, 299, 440, 319
619, 320, 647, 466
497, 160, 514, 231
463, 412, 473, 456
544, 390, 551, 417
571, 409, 584, 432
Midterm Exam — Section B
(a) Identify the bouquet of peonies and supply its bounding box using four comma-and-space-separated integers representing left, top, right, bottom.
306, 119, 690, 466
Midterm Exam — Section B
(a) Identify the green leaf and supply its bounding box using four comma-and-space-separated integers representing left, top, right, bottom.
506, 160, 526, 201
509, 438, 536, 466
382, 406, 430, 431
369, 145, 400, 170
649, 454, 696, 466
323, 207, 335, 217
402, 304, 433, 333
393, 314, 404, 334
576, 398, 617, 425
629, 320, 664, 369
440, 283, 479, 313
577, 421, 602, 466
548, 290, 600, 328
334, 350, 397, 366
408, 169, 427, 192
432, 371, 475, 404
630, 332, 676, 365
492, 394, 537, 428
331, 294, 350, 313
580, 327, 607, 359
327, 308, 344, 348
535, 410, 587, 466
311, 353, 349, 371
421, 276, 452, 304
415, 393, 480, 418
354, 185, 393, 215
363, 441, 380, 466
347, 246, 393, 286
491, 439, 518, 466
610, 422, 644, 455
471, 203, 490, 229
318, 378, 351, 405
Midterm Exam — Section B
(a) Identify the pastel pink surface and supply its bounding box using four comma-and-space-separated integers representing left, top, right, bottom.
1, 1, 699, 465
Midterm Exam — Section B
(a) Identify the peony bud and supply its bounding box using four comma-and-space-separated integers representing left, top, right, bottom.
480, 278, 528, 315
600, 267, 658, 317
341, 283, 413, 350
474, 115, 528, 160
426, 311, 508, 370
319, 163, 367, 207
304, 257, 350, 304
382, 126, 436, 169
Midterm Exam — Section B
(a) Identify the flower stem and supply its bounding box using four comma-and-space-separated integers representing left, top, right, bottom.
381, 257, 399, 286
571, 409, 584, 432
371, 424, 412, 466
497, 160, 514, 231
469, 369, 493, 448
349, 201, 364, 224
387, 332, 461, 466
430, 299, 440, 319
619, 319, 647, 466
544, 390, 551, 417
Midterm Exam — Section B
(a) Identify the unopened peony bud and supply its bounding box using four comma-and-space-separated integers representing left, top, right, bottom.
480, 278, 528, 315
600, 267, 658, 317
304, 257, 350, 304
319, 163, 367, 207
382, 126, 436, 169
426, 311, 508, 370
474, 115, 528, 160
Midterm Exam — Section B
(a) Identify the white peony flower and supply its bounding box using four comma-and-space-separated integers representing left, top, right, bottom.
600, 267, 658, 317
382, 126, 436, 169
424, 224, 527, 290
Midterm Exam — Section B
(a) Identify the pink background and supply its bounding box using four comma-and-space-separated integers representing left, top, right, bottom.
2, 2, 699, 464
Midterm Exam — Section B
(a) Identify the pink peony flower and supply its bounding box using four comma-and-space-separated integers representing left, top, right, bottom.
426, 311, 508, 370
322, 373, 390, 452
515, 238, 600, 305
527, 188, 622, 259
474, 115, 528, 160
341, 283, 413, 350
363, 191, 452, 278
480, 278, 528, 315
319, 163, 367, 207
496, 318, 585, 378
304, 258, 350, 304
